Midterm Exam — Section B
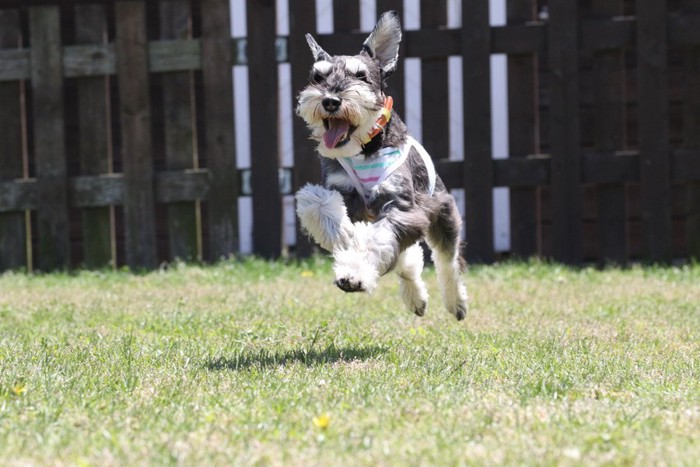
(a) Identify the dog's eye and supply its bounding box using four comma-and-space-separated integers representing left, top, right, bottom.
355, 70, 369, 83
312, 71, 326, 84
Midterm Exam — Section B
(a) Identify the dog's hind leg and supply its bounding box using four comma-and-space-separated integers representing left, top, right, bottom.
426, 196, 468, 321
395, 242, 429, 316
295, 184, 355, 252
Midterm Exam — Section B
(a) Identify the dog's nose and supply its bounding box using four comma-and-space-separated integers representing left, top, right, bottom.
322, 96, 341, 113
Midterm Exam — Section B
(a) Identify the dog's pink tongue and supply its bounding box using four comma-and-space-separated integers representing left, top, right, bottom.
324, 119, 350, 149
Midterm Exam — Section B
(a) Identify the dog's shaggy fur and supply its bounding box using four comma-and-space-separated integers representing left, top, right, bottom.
295, 11, 468, 320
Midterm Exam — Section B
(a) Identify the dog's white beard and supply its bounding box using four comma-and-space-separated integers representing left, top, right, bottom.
296, 84, 383, 159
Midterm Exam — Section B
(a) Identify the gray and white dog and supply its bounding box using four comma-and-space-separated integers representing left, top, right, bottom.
295, 11, 468, 320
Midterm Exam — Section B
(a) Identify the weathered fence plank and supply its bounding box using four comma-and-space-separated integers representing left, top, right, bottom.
548, 0, 583, 264
160, 0, 199, 262
30, 6, 70, 271
420, 0, 449, 159
75, 4, 113, 268
506, 0, 539, 258
201, 0, 238, 261
290, 0, 319, 257
0, 9, 26, 271
637, 0, 671, 262
592, 0, 627, 265
437, 151, 700, 189
65, 170, 210, 209
462, 0, 494, 263
115, 1, 157, 269
247, 0, 281, 258
682, 0, 700, 260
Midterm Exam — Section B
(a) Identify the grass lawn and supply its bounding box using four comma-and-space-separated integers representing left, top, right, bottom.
0, 258, 699, 465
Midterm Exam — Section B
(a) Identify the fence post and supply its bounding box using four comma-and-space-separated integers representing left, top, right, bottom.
333, 0, 359, 31
290, 0, 320, 257
682, 0, 700, 260
591, 0, 627, 265
377, 0, 405, 119
201, 0, 238, 261
548, 0, 582, 264
160, 0, 200, 262
377, 0, 406, 118
30, 6, 70, 271
0, 9, 27, 271
636, 0, 671, 263
115, 1, 158, 269
75, 4, 114, 269
247, 0, 282, 258
420, 0, 449, 159
507, 0, 540, 258
462, 0, 494, 263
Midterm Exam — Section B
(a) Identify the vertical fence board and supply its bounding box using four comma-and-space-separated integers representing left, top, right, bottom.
75, 4, 113, 268
462, 0, 494, 263
547, 0, 582, 264
115, 1, 157, 269
637, 0, 671, 263
682, 0, 700, 259
377, 0, 405, 117
420, 0, 449, 158
201, 0, 238, 261
0, 10, 26, 271
333, 0, 360, 32
290, 0, 320, 257
592, 0, 627, 265
160, 0, 199, 261
30, 6, 70, 271
247, 0, 281, 258
506, 0, 539, 258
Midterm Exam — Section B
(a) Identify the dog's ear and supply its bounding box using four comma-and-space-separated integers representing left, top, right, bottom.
362, 10, 402, 77
305, 33, 331, 62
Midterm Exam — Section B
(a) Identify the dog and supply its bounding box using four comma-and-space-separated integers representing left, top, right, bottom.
294, 11, 468, 320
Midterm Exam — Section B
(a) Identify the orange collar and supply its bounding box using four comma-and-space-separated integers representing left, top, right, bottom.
361, 96, 393, 145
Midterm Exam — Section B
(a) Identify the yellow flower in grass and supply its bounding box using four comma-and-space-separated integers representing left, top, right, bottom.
11, 384, 26, 396
313, 413, 330, 429
300, 270, 314, 278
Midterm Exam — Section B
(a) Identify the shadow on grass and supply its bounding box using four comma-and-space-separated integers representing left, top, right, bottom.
204, 344, 387, 371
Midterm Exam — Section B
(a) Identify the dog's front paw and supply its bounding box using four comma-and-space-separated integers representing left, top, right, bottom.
333, 248, 379, 294
334, 277, 365, 293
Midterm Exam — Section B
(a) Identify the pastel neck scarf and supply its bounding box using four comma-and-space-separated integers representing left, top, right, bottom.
337, 135, 436, 204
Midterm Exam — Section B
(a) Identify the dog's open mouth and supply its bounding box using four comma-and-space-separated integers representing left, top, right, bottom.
323, 118, 357, 149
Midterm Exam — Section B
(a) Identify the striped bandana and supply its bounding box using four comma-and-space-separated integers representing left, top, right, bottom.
337, 135, 436, 204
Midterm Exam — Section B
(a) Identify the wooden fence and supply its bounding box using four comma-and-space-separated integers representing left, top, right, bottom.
1, 0, 699, 271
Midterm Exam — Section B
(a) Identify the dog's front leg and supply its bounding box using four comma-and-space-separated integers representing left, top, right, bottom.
295, 184, 355, 252
332, 220, 391, 294
333, 211, 427, 294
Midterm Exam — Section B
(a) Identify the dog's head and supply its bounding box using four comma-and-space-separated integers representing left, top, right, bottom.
296, 11, 402, 159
